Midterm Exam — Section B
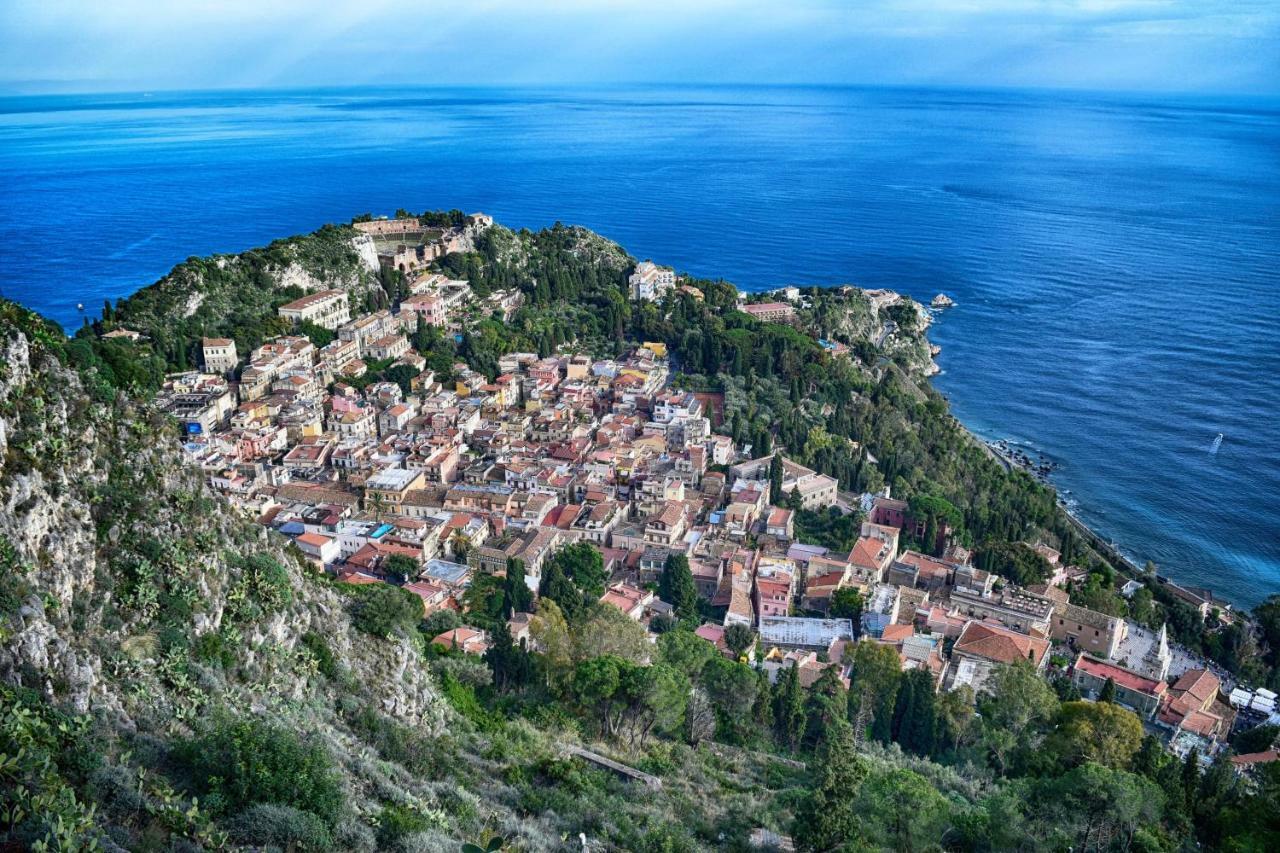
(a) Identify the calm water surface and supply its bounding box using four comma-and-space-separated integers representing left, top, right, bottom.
1, 85, 1276, 606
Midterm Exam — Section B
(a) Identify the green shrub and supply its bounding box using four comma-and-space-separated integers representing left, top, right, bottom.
176, 716, 342, 826
193, 631, 236, 669
341, 703, 444, 776
376, 804, 435, 846
0, 684, 103, 848
422, 607, 461, 638
226, 803, 334, 851
0, 536, 32, 642
439, 671, 498, 731
301, 630, 338, 678
226, 554, 292, 622
351, 583, 421, 638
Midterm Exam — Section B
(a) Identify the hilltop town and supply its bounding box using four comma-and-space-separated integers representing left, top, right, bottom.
158, 215, 1265, 761
2, 212, 1277, 851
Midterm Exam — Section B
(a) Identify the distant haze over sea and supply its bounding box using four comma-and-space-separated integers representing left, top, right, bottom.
1, 85, 1277, 607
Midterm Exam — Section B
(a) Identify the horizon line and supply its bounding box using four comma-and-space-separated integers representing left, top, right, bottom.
2, 79, 1279, 105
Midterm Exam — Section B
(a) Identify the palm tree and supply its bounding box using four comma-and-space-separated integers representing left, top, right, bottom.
368, 491, 387, 523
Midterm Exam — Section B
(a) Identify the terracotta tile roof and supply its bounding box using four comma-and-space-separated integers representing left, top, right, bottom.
600, 584, 649, 616
336, 571, 382, 585
879, 624, 914, 644
848, 536, 886, 569
1232, 749, 1279, 767
695, 624, 727, 651
954, 621, 1050, 666
806, 570, 848, 592
1074, 654, 1167, 695
1171, 668, 1220, 706
1176, 709, 1223, 737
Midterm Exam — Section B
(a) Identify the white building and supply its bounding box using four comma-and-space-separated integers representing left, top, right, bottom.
758, 616, 854, 650
278, 289, 351, 330
201, 337, 238, 374
629, 261, 676, 301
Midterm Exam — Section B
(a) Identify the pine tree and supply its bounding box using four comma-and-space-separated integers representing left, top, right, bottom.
1099, 676, 1117, 703
792, 720, 867, 851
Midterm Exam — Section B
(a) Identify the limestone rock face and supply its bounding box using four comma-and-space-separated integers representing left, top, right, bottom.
352, 233, 381, 272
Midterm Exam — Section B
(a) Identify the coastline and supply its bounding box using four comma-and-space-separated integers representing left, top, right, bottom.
980, 436, 1141, 574
926, 331, 1239, 614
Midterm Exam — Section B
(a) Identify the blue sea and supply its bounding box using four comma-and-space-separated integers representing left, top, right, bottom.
1, 86, 1277, 607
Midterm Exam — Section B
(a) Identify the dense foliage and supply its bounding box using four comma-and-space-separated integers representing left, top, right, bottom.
176, 717, 344, 826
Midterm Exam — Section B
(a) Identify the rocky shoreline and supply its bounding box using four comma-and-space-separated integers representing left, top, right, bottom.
986, 438, 1061, 484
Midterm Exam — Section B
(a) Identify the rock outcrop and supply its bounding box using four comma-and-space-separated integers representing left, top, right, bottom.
0, 301, 450, 848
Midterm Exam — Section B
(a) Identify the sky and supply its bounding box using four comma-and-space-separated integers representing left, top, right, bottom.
1, 0, 1277, 96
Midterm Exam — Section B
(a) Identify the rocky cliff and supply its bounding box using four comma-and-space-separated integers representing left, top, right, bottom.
0, 301, 451, 850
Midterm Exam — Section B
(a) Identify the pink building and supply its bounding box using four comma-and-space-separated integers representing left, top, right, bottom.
742, 302, 796, 323
755, 577, 792, 620
401, 293, 448, 327
870, 496, 908, 530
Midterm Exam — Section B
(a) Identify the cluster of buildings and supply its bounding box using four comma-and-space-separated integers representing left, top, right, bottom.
154, 264, 1258, 766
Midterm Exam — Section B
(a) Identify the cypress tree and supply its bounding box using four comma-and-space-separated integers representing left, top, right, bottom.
788, 486, 804, 512
484, 621, 517, 691
792, 720, 866, 852
773, 664, 805, 750
753, 669, 775, 731
803, 666, 846, 749
1182, 748, 1201, 802
890, 670, 916, 744
538, 559, 582, 623
660, 553, 698, 624
901, 669, 937, 756
769, 453, 785, 506
756, 427, 773, 456
504, 558, 533, 616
